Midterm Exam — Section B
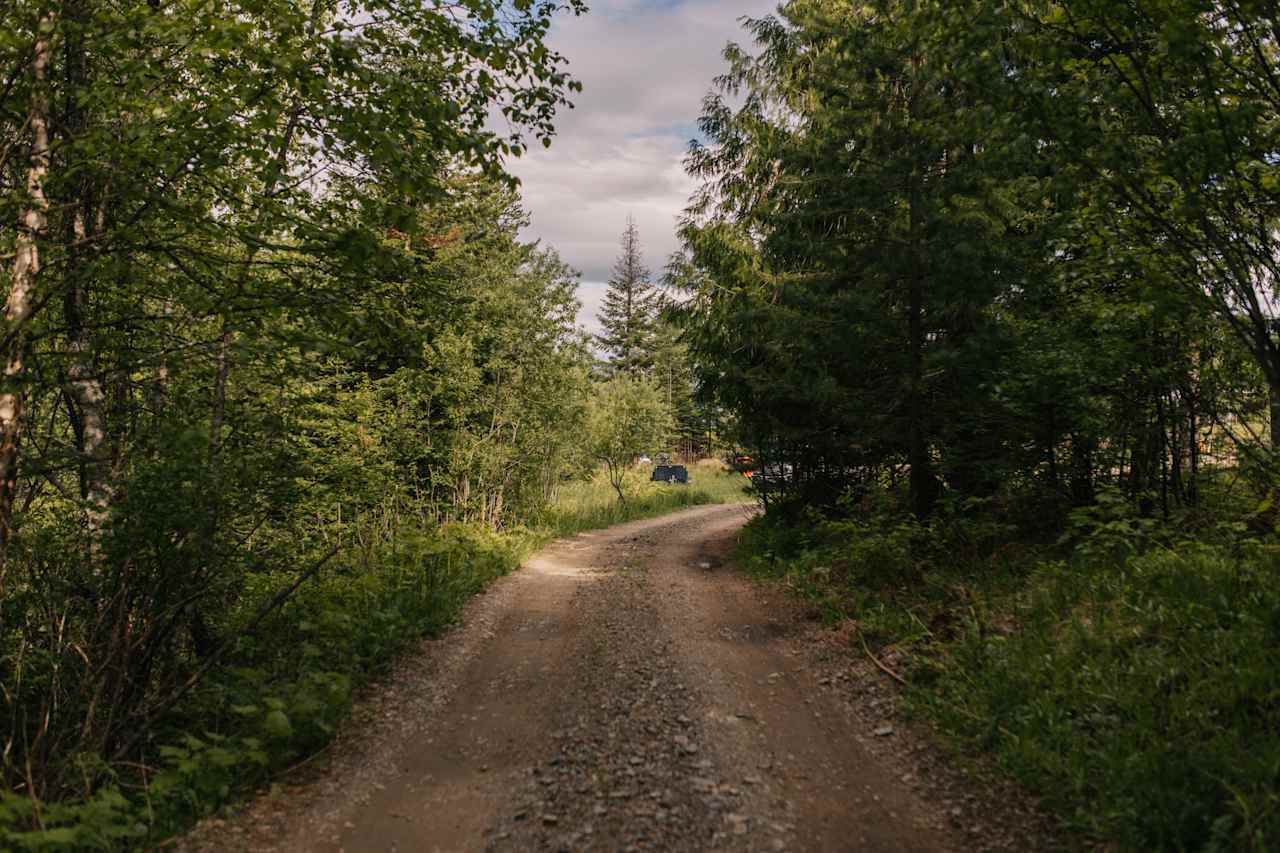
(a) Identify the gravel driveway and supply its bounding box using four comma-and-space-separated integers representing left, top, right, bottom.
182, 504, 1049, 853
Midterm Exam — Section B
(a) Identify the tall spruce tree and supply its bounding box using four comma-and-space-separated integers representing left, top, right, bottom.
597, 217, 661, 376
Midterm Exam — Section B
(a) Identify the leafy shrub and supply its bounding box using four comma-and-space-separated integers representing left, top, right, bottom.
741, 494, 1280, 851
928, 543, 1280, 850
1058, 486, 1162, 561
0, 788, 142, 852
0, 519, 525, 848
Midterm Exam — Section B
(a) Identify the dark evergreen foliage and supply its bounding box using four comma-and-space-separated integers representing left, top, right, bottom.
674, 0, 1269, 520
681, 3, 1280, 848
596, 217, 663, 377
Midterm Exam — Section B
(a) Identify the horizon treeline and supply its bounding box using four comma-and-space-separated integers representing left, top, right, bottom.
674, 0, 1280, 521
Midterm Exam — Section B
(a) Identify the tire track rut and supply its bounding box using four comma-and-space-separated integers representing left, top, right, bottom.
181, 504, 959, 853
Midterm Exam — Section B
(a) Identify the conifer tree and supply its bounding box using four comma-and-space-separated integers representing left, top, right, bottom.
596, 217, 661, 376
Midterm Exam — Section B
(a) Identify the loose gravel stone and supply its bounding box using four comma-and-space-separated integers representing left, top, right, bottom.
178, 505, 1065, 853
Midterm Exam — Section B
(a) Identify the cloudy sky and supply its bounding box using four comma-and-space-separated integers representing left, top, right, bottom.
503, 0, 778, 334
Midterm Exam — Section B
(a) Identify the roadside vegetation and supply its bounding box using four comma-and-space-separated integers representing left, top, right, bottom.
739, 481, 1280, 850
673, 2, 1280, 850
0, 0, 725, 848
1, 457, 742, 850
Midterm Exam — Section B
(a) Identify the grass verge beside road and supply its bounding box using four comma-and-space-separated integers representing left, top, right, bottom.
737, 495, 1280, 852
540, 461, 751, 536
1, 462, 750, 851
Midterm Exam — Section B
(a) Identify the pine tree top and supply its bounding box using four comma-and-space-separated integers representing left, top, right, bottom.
596, 217, 662, 377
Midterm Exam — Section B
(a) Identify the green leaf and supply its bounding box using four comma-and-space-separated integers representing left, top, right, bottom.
263, 709, 294, 739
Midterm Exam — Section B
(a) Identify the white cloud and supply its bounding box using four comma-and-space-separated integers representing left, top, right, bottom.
502, 0, 779, 334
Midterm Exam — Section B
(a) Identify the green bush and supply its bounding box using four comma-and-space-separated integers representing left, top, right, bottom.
929, 543, 1280, 851
0, 520, 528, 848
0, 788, 142, 852
739, 501, 1280, 851
1, 465, 739, 849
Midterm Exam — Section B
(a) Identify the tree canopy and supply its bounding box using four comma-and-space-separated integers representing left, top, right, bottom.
673, 0, 1276, 519
1, 0, 590, 832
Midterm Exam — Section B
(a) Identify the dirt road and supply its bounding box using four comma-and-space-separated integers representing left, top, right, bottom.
187, 504, 968, 852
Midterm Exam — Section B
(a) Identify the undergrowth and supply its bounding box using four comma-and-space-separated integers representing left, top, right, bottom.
738, 488, 1280, 852
0, 464, 745, 850
1, 523, 527, 850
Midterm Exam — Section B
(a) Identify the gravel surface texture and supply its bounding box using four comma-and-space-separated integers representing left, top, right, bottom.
179, 504, 1064, 853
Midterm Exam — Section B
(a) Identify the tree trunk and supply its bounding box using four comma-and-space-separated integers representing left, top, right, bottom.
491, 487, 504, 530
1167, 393, 1184, 508
905, 47, 936, 519
1187, 386, 1199, 507
66, 206, 115, 540
55, 0, 115, 544
196, 88, 305, 651
206, 323, 233, 476
1156, 392, 1169, 518
1070, 433, 1095, 506
1270, 376, 1280, 455
607, 459, 626, 505
0, 17, 54, 551
906, 172, 935, 517
201, 89, 305, 564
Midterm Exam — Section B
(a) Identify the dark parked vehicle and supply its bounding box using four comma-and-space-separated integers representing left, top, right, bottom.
752, 461, 792, 486
651, 464, 689, 484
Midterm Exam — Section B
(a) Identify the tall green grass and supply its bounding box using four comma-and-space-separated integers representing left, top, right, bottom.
0, 463, 748, 850
926, 544, 1280, 851
538, 462, 751, 536
738, 500, 1280, 852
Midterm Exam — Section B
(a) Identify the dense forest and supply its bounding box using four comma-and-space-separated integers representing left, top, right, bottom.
1, 1, 743, 843
1, 0, 593, 845
6, 0, 1280, 849
679, 0, 1276, 517
673, 1, 1280, 849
